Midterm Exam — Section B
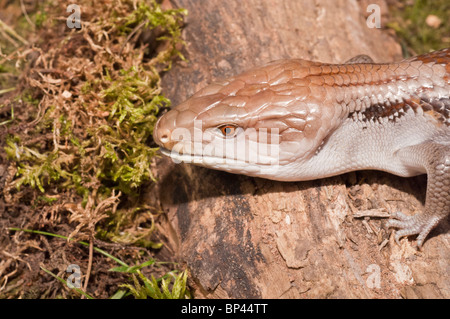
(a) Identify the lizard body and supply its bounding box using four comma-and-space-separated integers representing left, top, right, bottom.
153, 48, 450, 248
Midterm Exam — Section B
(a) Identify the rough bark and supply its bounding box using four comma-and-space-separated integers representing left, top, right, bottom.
150, 0, 450, 298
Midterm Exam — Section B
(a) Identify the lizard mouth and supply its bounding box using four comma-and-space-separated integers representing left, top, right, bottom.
159, 146, 213, 164
159, 146, 175, 157
158, 146, 279, 168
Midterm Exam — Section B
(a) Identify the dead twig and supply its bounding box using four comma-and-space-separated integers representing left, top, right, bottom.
353, 209, 390, 218
82, 237, 94, 299
0, 18, 29, 46
20, 0, 36, 30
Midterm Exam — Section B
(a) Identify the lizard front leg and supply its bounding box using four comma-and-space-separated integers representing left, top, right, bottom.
388, 138, 450, 248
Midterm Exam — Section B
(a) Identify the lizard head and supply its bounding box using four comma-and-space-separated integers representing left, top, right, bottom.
153, 59, 341, 180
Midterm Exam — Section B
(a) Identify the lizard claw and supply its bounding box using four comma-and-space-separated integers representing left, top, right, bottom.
386, 211, 441, 249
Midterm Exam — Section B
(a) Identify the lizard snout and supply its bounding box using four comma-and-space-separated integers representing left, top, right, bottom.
153, 110, 177, 150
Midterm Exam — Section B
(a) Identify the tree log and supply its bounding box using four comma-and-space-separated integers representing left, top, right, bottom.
150, 0, 450, 298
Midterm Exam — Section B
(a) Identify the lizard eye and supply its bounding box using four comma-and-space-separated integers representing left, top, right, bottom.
218, 125, 237, 137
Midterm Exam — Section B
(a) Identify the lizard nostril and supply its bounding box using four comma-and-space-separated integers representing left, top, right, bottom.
161, 135, 168, 142
159, 130, 170, 144
153, 115, 173, 147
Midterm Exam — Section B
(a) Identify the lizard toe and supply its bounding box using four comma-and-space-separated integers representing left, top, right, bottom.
387, 212, 442, 248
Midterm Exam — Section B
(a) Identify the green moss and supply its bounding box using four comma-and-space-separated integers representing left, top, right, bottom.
122, 269, 189, 299
35, 196, 58, 205
20, 90, 40, 106
5, 136, 67, 193
120, 1, 187, 65
34, 10, 48, 28
112, 259, 189, 299
6, 1, 185, 195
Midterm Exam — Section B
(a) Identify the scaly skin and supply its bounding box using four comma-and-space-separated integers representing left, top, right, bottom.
153, 48, 450, 248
